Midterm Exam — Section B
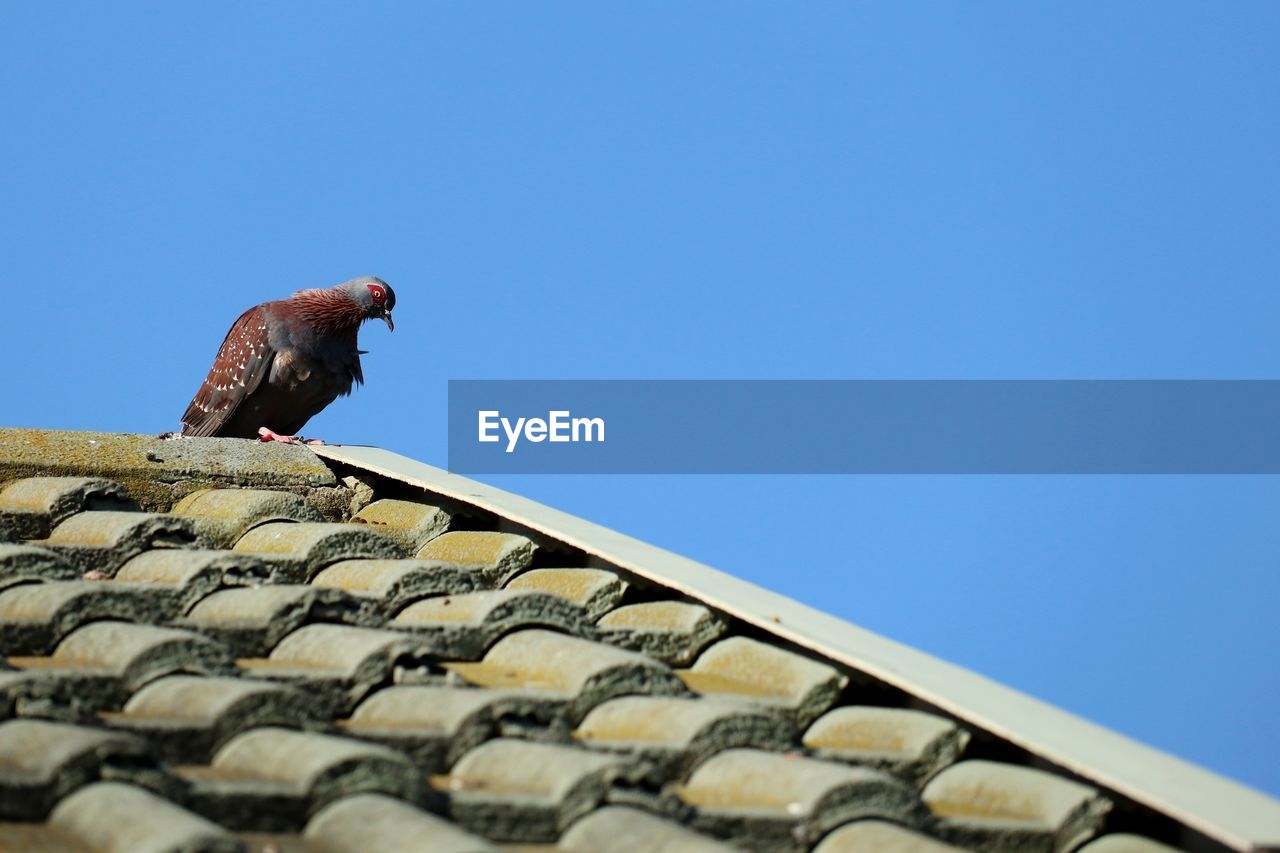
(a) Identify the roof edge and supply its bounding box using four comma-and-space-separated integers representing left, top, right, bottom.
313, 443, 1280, 852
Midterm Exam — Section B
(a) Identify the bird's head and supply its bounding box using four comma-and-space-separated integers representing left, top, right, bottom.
341, 276, 396, 332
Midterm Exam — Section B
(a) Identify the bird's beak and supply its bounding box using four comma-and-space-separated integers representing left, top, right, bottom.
382, 312, 394, 332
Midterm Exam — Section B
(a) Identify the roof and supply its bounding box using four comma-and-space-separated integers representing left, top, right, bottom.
0, 427, 1275, 853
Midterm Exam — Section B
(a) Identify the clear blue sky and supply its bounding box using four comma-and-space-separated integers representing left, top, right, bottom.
3, 4, 1277, 796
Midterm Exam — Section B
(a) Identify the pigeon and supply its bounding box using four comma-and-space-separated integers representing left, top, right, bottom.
179, 276, 395, 442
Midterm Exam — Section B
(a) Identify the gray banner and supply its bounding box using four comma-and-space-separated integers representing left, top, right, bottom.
447, 380, 1280, 474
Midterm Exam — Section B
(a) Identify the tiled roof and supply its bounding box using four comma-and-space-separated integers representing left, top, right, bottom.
0, 429, 1276, 852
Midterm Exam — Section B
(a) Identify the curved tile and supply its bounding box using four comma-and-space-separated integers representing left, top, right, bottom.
922, 760, 1112, 852
37, 512, 201, 576
0, 719, 157, 821
233, 521, 404, 580
114, 548, 279, 608
170, 487, 323, 547
675, 748, 924, 851
180, 585, 382, 656
50, 781, 242, 853
103, 675, 327, 763
814, 819, 963, 852
415, 531, 534, 579
803, 707, 970, 784
0, 544, 78, 589
575, 695, 796, 779
505, 568, 629, 621
390, 589, 590, 659
179, 727, 426, 832
351, 498, 452, 554
595, 601, 727, 666
313, 558, 492, 612
305, 792, 494, 853
341, 684, 564, 772
8, 621, 235, 707
677, 636, 848, 727
237, 623, 441, 714
0, 581, 177, 655
437, 738, 637, 843
0, 477, 137, 540
445, 629, 686, 721
560, 805, 737, 852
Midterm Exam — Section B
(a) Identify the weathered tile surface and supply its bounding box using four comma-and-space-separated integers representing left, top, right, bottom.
178, 726, 426, 831
814, 819, 964, 852
435, 738, 639, 843
675, 748, 924, 851
574, 695, 795, 779
803, 706, 970, 784
595, 601, 727, 665
0, 430, 1208, 853
677, 636, 848, 727
922, 760, 1112, 852
506, 567, 629, 621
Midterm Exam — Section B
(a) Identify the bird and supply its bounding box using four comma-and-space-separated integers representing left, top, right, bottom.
179, 276, 395, 442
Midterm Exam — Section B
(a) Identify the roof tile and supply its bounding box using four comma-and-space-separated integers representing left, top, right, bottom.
0, 580, 177, 655
0, 545, 79, 595
8, 621, 235, 708
445, 629, 686, 721
505, 568, 629, 621
170, 487, 324, 547
351, 498, 452, 553
595, 601, 727, 666
574, 695, 796, 779
237, 623, 440, 714
559, 805, 737, 852
415, 531, 535, 575
675, 747, 924, 851
114, 548, 278, 607
177, 727, 426, 832
312, 558, 497, 611
340, 684, 565, 772
803, 707, 970, 784
0, 477, 138, 540
304, 792, 494, 853
49, 781, 243, 853
436, 738, 636, 843
813, 819, 963, 852
0, 719, 160, 820
390, 589, 590, 660
922, 759, 1112, 852
677, 636, 849, 727
102, 675, 328, 763
0, 667, 83, 721
232, 522, 404, 581
37, 511, 202, 576
180, 585, 381, 657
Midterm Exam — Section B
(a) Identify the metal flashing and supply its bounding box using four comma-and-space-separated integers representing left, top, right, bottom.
313, 443, 1280, 852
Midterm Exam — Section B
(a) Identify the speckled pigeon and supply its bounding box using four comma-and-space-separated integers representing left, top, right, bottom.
180, 276, 395, 441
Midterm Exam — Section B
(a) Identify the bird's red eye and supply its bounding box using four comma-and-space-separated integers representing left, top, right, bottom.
368, 285, 385, 306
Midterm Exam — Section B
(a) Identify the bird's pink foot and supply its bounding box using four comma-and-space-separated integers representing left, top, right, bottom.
258, 427, 296, 444
257, 427, 325, 446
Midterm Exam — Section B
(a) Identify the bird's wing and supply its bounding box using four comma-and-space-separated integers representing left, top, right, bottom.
180, 305, 277, 437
